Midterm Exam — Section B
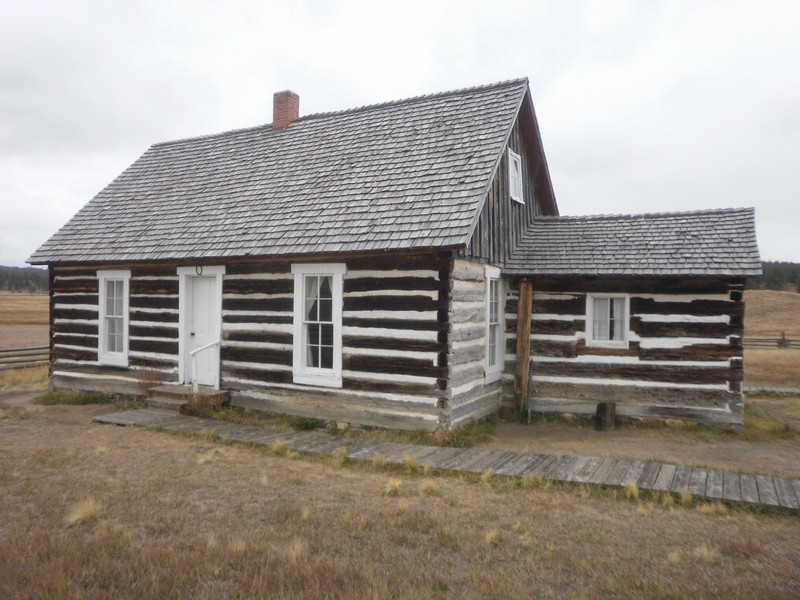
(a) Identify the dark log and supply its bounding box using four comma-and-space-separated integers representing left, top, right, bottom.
530, 276, 731, 295
531, 381, 737, 408
222, 345, 293, 366
222, 297, 294, 312
630, 298, 742, 317
532, 296, 586, 315
223, 279, 294, 295
129, 309, 179, 323
130, 279, 179, 295
636, 321, 730, 338
53, 293, 98, 305
52, 321, 97, 335
343, 355, 446, 378
129, 339, 178, 355
531, 319, 583, 336
129, 296, 178, 310
639, 344, 739, 361
577, 339, 640, 357
52, 346, 97, 361
343, 335, 444, 353
53, 266, 98, 278
532, 361, 732, 385
531, 339, 579, 358
53, 334, 95, 348
129, 325, 178, 340
342, 317, 445, 332
343, 295, 442, 312
344, 276, 445, 293
224, 261, 292, 276
224, 331, 293, 345
129, 355, 177, 369
342, 377, 440, 397
51, 278, 99, 294
224, 314, 292, 325
131, 265, 180, 278
53, 308, 97, 321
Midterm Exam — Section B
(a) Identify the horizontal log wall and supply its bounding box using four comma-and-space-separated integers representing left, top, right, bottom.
51, 264, 180, 393
504, 278, 746, 426
446, 258, 504, 429
222, 252, 451, 431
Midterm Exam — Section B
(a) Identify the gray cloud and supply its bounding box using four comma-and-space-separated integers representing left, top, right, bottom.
2, 0, 798, 265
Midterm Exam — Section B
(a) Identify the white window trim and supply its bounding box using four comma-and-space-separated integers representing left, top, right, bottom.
291, 263, 346, 388
177, 265, 225, 388
97, 269, 131, 367
485, 265, 505, 384
508, 148, 524, 204
585, 293, 630, 348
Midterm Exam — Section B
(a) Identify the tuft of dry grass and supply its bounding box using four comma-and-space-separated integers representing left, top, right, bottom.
268, 439, 287, 455
667, 551, 681, 566
696, 501, 728, 516
402, 454, 419, 473
479, 469, 493, 485
692, 544, 721, 564
65, 497, 101, 526
371, 453, 385, 469
384, 478, 402, 497
679, 490, 694, 506
484, 529, 501, 546
625, 483, 640, 501
419, 479, 442, 497
331, 447, 348, 468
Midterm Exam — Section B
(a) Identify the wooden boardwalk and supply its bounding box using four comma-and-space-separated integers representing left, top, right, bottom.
94, 409, 800, 513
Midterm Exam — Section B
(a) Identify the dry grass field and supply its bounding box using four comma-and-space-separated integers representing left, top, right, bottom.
0, 405, 799, 599
744, 290, 800, 338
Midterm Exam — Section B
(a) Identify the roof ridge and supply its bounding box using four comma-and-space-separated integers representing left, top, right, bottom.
151, 123, 269, 148
297, 77, 529, 122
535, 207, 754, 222
149, 78, 530, 149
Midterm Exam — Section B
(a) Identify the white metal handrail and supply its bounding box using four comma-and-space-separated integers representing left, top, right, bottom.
189, 339, 220, 394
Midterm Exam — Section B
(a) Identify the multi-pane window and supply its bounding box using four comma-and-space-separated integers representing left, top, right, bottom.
587, 294, 629, 347
97, 270, 130, 366
292, 263, 345, 387
508, 148, 523, 203
485, 267, 504, 382
303, 275, 334, 369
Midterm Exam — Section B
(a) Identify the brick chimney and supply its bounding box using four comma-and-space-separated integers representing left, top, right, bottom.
272, 90, 299, 131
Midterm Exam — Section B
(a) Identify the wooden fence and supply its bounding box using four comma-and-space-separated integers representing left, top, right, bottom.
0, 346, 49, 370
743, 335, 800, 349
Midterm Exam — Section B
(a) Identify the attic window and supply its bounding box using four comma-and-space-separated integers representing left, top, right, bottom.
508, 148, 523, 204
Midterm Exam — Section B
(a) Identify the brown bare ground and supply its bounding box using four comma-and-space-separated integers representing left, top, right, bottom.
1, 403, 799, 599
482, 396, 800, 479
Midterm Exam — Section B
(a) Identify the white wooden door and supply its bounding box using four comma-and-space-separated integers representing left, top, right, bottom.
188, 276, 218, 386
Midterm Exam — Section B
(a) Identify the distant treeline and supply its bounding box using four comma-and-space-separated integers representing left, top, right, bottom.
746, 261, 800, 292
0, 265, 48, 293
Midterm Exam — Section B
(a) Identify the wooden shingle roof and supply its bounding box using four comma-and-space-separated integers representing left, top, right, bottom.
29, 79, 530, 264
504, 208, 762, 277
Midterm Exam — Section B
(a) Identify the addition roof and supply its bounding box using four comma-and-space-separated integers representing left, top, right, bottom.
503, 208, 762, 277
29, 78, 533, 264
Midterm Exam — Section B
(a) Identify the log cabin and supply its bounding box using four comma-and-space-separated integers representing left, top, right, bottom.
28, 78, 761, 430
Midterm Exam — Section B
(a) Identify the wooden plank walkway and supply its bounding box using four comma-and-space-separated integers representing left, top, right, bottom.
94, 409, 800, 513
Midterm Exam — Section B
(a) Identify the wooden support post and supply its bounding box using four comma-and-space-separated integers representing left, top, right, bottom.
594, 403, 616, 431
514, 279, 533, 415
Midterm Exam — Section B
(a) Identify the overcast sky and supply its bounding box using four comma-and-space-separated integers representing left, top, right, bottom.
2, 0, 798, 266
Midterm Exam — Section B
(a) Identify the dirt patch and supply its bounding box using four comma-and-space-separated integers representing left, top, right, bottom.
479, 395, 800, 479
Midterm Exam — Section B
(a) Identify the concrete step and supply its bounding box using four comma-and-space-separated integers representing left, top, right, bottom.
146, 396, 188, 412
